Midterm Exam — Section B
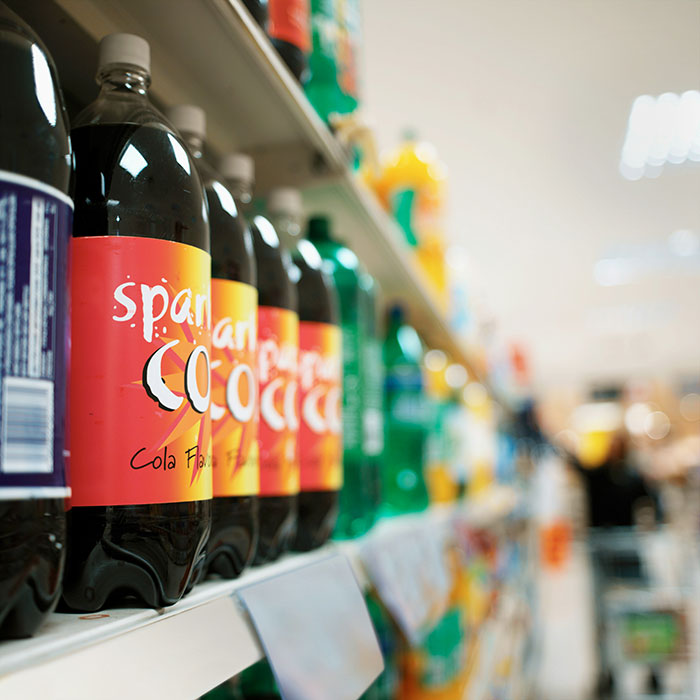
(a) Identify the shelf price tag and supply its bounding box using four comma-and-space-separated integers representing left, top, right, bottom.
360, 523, 452, 644
237, 553, 383, 700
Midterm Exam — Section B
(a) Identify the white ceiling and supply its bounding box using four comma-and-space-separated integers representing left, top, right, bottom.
360, 0, 700, 392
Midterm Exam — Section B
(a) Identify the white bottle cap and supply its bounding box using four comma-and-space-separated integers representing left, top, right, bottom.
98, 33, 150, 74
166, 105, 207, 139
267, 187, 303, 218
219, 153, 255, 185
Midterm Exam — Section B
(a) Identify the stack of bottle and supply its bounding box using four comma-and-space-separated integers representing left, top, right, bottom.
242, 0, 362, 124
0, 8, 500, 644
0, 18, 363, 638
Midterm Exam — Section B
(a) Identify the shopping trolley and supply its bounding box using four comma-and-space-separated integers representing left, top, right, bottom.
588, 527, 698, 699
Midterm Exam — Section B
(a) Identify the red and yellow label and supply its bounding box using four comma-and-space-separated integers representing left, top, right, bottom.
298, 322, 343, 491
211, 279, 258, 497
69, 236, 212, 507
258, 306, 300, 496
268, 0, 311, 52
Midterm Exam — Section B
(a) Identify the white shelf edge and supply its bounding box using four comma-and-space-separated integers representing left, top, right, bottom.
0, 492, 519, 699
209, 0, 348, 170
344, 174, 482, 372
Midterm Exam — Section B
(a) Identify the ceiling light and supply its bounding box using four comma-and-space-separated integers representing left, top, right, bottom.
620, 90, 700, 180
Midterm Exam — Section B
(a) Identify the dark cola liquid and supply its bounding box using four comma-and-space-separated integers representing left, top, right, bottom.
291, 240, 339, 551
249, 216, 297, 565
63, 123, 211, 610
0, 3, 71, 638
242, 0, 268, 27
205, 178, 258, 579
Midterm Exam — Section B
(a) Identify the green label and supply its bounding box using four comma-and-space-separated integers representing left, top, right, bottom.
419, 608, 464, 688
362, 338, 384, 456
342, 321, 363, 455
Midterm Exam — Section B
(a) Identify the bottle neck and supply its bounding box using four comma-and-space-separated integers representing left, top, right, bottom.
270, 212, 302, 240
307, 221, 332, 243
226, 179, 254, 205
182, 133, 204, 161
96, 65, 151, 97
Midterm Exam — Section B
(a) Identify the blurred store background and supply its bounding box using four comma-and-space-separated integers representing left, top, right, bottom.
362, 0, 700, 391
0, 0, 698, 699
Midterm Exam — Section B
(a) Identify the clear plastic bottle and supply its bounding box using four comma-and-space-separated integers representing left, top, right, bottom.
64, 34, 212, 611
167, 105, 258, 579
0, 0, 71, 638
220, 155, 299, 564
268, 190, 341, 551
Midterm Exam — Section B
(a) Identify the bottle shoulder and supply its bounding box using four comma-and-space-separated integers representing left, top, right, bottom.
73, 93, 166, 130
315, 241, 364, 284
0, 14, 72, 192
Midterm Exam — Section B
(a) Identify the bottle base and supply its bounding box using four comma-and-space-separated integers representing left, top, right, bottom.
292, 490, 339, 552
333, 512, 374, 541
0, 577, 60, 640
252, 495, 297, 565
203, 495, 259, 579
271, 39, 307, 83
0, 498, 65, 639
61, 501, 211, 612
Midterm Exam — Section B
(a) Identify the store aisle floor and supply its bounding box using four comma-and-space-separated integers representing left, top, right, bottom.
536, 541, 597, 700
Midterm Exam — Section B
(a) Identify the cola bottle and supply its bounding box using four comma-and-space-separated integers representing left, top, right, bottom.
0, 1, 71, 638
220, 155, 298, 564
267, 0, 310, 82
167, 105, 259, 579
267, 193, 341, 551
63, 34, 212, 611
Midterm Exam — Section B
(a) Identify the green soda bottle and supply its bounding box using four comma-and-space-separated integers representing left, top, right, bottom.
236, 659, 280, 699
359, 272, 384, 521
305, 0, 342, 122
307, 217, 373, 538
416, 606, 465, 689
382, 306, 429, 514
361, 594, 399, 700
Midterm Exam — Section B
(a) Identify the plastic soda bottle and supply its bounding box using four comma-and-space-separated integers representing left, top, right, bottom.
267, 190, 342, 550
220, 155, 299, 564
359, 272, 384, 519
307, 217, 374, 538
336, 0, 361, 114
382, 306, 429, 514
167, 105, 259, 579
0, 1, 72, 636
305, 0, 342, 122
267, 0, 311, 82
64, 34, 212, 610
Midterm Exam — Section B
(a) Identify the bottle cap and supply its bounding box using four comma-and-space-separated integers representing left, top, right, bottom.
267, 188, 303, 217
388, 304, 404, 323
98, 33, 150, 74
166, 105, 206, 139
307, 215, 332, 241
219, 153, 255, 185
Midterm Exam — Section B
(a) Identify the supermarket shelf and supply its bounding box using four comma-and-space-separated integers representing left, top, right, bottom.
302, 177, 476, 369
0, 542, 365, 700
16, 0, 488, 383
0, 494, 518, 699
